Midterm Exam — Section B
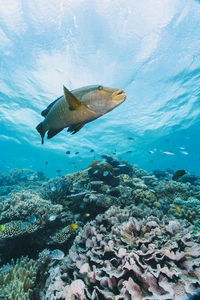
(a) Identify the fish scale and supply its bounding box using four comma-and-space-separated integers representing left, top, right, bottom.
36, 85, 126, 144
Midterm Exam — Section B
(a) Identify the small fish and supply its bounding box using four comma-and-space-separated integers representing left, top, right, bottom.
90, 149, 94, 152
28, 215, 37, 223
126, 150, 133, 154
49, 249, 65, 260
180, 151, 189, 155
45, 161, 48, 165
56, 170, 61, 173
175, 206, 181, 213
66, 150, 71, 154
20, 222, 28, 230
0, 263, 12, 273
179, 146, 185, 150
162, 151, 175, 155
117, 206, 121, 209
193, 221, 200, 236
127, 137, 135, 141
103, 171, 109, 176
6, 195, 12, 198
75, 151, 79, 155
85, 213, 90, 217
51, 186, 56, 192
155, 202, 160, 208
68, 223, 78, 229
149, 150, 155, 154
19, 174, 27, 179
48, 214, 57, 222
0, 225, 5, 232
172, 170, 186, 181
36, 85, 126, 144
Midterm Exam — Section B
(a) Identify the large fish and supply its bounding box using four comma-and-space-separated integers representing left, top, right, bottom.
36, 85, 126, 144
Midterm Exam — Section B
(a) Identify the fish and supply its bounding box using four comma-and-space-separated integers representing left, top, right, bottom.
149, 150, 154, 154
180, 151, 189, 155
48, 214, 57, 222
172, 169, 186, 181
20, 222, 28, 230
0, 263, 12, 273
67, 223, 78, 229
193, 221, 200, 236
0, 225, 5, 232
127, 137, 135, 141
66, 150, 71, 154
175, 206, 181, 213
90, 149, 94, 152
48, 249, 65, 260
45, 161, 48, 165
56, 170, 61, 173
162, 151, 175, 155
28, 215, 37, 223
75, 151, 79, 155
103, 171, 109, 176
126, 150, 133, 154
85, 213, 90, 217
36, 85, 126, 144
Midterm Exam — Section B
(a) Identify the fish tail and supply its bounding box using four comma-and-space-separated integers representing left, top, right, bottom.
36, 121, 46, 144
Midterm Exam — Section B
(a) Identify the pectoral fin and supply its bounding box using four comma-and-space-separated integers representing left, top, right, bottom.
63, 86, 82, 111
67, 123, 85, 134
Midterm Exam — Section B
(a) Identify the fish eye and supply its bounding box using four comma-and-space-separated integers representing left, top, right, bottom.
98, 85, 103, 90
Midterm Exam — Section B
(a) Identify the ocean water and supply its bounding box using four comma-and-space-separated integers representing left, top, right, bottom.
0, 1, 200, 299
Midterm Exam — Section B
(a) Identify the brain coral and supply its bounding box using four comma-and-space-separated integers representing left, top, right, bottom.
42, 205, 200, 300
0, 256, 38, 300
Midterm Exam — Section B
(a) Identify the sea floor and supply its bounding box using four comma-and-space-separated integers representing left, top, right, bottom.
0, 155, 200, 299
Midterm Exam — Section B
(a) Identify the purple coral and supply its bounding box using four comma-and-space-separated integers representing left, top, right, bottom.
41, 205, 200, 299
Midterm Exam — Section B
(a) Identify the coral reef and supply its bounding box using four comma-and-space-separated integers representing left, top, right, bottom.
0, 190, 74, 264
169, 196, 200, 222
0, 256, 38, 300
40, 176, 72, 204
1, 156, 200, 299
41, 205, 200, 300
0, 168, 45, 197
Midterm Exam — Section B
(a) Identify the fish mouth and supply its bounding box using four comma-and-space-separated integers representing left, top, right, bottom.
112, 89, 126, 101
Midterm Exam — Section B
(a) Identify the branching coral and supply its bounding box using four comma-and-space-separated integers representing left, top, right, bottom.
0, 256, 38, 300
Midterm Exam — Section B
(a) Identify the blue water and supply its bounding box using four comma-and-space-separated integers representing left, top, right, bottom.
1, 0, 200, 177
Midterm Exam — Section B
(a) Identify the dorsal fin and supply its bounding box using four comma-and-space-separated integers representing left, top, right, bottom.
41, 96, 62, 117
63, 86, 82, 110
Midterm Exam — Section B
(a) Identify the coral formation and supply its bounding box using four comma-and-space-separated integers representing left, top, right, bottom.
0, 169, 45, 197
41, 205, 200, 299
0, 190, 73, 264
0, 256, 38, 300
1, 156, 200, 298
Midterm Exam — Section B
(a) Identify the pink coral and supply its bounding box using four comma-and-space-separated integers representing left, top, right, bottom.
42, 205, 200, 300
